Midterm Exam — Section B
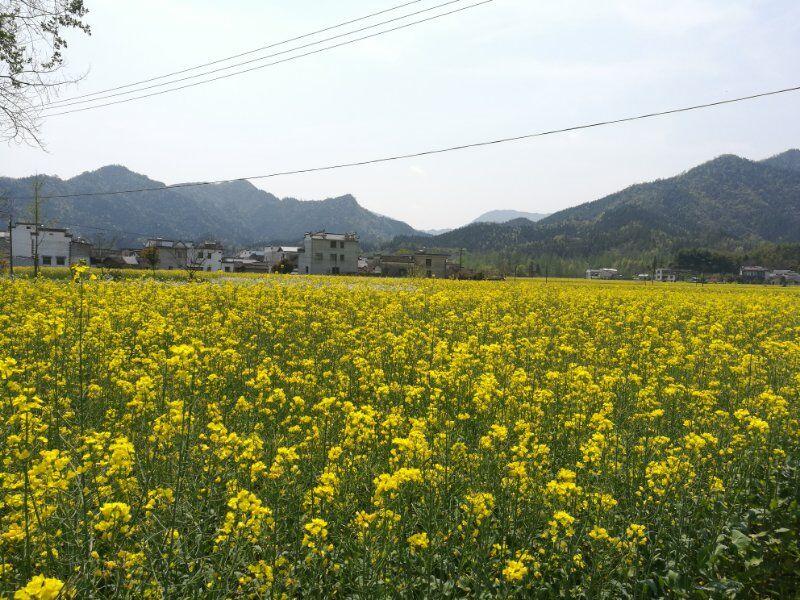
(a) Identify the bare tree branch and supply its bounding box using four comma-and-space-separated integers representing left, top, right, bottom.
0, 0, 90, 145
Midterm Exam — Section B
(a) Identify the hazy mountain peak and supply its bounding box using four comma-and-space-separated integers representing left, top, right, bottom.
472, 209, 549, 224
70, 165, 164, 189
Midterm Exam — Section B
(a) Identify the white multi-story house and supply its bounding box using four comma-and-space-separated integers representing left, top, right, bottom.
298, 232, 360, 275
8, 222, 91, 267
142, 239, 191, 270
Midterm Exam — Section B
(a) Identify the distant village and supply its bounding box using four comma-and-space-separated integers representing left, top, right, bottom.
3, 221, 799, 284
0, 222, 463, 278
586, 266, 800, 285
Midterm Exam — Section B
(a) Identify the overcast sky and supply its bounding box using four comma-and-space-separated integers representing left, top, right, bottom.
1, 0, 799, 229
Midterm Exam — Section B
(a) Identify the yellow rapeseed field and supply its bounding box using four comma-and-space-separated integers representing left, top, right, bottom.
1, 270, 799, 598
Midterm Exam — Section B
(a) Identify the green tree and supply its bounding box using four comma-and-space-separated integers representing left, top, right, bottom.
140, 246, 159, 272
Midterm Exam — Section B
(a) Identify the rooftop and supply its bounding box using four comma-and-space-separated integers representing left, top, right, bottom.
196, 241, 224, 250
380, 255, 416, 264
14, 222, 72, 234
145, 238, 191, 248
305, 231, 358, 241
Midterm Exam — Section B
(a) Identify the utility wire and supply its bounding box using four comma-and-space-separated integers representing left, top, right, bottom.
12, 83, 800, 202
42, 0, 432, 107
44, 0, 492, 117
43, 0, 473, 111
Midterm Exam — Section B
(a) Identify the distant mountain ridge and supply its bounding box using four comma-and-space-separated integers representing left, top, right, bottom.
393, 149, 800, 257
0, 165, 423, 247
472, 209, 549, 223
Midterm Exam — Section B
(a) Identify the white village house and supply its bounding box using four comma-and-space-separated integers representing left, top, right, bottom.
191, 242, 224, 272
141, 239, 224, 271
6, 222, 92, 267
655, 268, 678, 282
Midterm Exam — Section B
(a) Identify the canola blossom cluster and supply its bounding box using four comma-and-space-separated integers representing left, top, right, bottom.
0, 273, 799, 597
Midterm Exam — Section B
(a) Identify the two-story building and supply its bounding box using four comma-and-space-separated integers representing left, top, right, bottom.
141, 239, 192, 270
189, 242, 224, 272
298, 232, 360, 275
378, 251, 450, 278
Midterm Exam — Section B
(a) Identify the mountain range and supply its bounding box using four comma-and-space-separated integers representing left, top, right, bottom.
0, 166, 421, 247
2, 149, 799, 258
394, 149, 800, 258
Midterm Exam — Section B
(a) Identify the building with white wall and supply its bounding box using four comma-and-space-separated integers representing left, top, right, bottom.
189, 242, 224, 272
655, 268, 678, 282
8, 223, 91, 267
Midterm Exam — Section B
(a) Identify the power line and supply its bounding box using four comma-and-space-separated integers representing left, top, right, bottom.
44, 1, 492, 117
11, 83, 800, 202
43, 0, 474, 111
42, 0, 432, 107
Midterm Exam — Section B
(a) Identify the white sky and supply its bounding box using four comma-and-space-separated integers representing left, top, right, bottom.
1, 0, 799, 229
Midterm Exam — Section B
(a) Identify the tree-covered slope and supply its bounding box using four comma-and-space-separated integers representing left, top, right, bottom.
394, 150, 800, 257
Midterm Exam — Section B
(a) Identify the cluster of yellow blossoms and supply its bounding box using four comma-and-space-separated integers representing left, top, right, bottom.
1, 273, 799, 597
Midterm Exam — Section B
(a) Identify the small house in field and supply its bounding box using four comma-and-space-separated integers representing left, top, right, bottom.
378, 251, 450, 278
586, 268, 618, 280
739, 266, 768, 283
655, 268, 678, 282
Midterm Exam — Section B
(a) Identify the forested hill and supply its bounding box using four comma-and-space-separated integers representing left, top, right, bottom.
393, 150, 800, 256
0, 165, 423, 247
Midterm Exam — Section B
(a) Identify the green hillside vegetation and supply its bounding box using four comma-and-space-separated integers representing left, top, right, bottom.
393, 150, 800, 276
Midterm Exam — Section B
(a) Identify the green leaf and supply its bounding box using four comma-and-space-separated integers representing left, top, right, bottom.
730, 530, 751, 552
744, 556, 763, 569
774, 527, 790, 534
